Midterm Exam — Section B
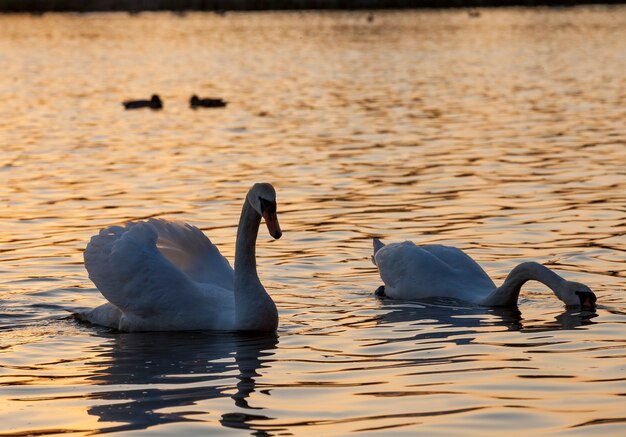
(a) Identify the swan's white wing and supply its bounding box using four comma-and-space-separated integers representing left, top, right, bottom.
146, 218, 234, 290
84, 222, 202, 319
375, 242, 496, 301
421, 244, 494, 286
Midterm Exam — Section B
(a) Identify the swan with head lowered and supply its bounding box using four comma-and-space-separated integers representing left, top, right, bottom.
371, 239, 596, 310
78, 183, 282, 332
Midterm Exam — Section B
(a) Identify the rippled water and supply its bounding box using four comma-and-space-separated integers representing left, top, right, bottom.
1, 7, 625, 436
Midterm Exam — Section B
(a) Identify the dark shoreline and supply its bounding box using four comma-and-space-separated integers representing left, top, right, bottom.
0, 1, 624, 13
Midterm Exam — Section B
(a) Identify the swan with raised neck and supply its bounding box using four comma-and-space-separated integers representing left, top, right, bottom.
79, 182, 282, 332
233, 183, 281, 331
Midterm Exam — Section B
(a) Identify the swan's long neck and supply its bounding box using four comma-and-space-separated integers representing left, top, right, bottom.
233, 198, 278, 331
235, 199, 260, 279
481, 262, 566, 306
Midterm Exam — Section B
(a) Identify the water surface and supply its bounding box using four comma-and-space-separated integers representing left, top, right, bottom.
0, 8, 625, 436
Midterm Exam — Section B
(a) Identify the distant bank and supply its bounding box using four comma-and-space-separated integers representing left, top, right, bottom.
1, 0, 624, 13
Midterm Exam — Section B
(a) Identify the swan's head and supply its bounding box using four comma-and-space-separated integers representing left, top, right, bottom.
248, 183, 282, 239
557, 281, 596, 311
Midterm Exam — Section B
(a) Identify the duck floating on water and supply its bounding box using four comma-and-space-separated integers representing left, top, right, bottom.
123, 94, 162, 110
190, 95, 227, 109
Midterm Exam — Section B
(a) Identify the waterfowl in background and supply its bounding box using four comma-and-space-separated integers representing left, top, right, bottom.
123, 94, 162, 110
78, 183, 282, 332
190, 95, 227, 108
372, 238, 596, 310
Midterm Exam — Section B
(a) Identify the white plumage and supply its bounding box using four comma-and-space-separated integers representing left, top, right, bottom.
79, 183, 282, 332
372, 238, 596, 310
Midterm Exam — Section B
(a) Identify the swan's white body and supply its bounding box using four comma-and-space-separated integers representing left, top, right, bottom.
79, 183, 282, 332
372, 239, 596, 309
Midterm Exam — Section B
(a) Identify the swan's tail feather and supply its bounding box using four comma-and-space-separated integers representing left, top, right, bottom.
72, 304, 122, 329
372, 238, 385, 265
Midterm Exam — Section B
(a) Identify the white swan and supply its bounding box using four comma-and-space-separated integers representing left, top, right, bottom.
78, 183, 282, 332
371, 239, 596, 310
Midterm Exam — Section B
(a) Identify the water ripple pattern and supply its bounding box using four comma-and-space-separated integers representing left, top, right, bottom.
0, 8, 625, 436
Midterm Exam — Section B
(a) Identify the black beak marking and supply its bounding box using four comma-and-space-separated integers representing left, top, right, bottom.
575, 291, 597, 310
375, 285, 386, 298
259, 196, 276, 215
259, 196, 281, 239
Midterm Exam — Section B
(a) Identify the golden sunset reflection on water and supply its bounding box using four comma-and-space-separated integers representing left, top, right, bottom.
1, 7, 625, 436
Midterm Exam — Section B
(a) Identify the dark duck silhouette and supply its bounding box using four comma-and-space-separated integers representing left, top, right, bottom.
190, 95, 227, 109
123, 94, 162, 110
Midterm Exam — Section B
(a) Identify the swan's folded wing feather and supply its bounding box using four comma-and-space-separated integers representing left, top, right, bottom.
376, 242, 497, 301
84, 222, 200, 318
146, 218, 234, 289
421, 244, 496, 289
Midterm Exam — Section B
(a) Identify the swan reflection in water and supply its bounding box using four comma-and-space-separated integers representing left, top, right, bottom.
373, 296, 598, 342
85, 331, 277, 434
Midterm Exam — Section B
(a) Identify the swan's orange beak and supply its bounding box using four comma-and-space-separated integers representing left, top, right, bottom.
262, 208, 282, 239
